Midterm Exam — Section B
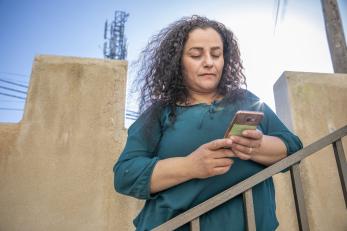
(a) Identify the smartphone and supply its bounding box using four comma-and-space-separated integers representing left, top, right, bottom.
224, 110, 264, 137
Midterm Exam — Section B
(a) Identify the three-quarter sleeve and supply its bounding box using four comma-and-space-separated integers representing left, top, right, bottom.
113, 113, 162, 200
259, 103, 303, 156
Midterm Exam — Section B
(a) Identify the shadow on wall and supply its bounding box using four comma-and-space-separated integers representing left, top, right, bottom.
0, 55, 143, 231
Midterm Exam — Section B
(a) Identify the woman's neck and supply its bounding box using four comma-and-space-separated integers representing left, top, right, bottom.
186, 91, 222, 105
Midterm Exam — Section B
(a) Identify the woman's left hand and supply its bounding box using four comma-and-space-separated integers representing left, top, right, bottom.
229, 129, 263, 160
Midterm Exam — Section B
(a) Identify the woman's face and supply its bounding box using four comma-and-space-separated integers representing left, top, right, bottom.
181, 27, 224, 96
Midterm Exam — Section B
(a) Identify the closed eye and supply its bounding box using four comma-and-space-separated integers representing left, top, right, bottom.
190, 55, 201, 59
211, 51, 222, 58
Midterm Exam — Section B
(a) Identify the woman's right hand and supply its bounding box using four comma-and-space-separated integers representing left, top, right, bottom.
186, 138, 235, 179
150, 138, 235, 193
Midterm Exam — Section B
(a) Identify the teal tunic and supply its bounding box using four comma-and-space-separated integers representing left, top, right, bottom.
114, 91, 302, 231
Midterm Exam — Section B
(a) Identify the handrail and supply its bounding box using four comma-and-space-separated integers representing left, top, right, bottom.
152, 125, 347, 231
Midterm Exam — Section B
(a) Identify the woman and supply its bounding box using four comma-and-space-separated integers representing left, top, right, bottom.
114, 15, 302, 231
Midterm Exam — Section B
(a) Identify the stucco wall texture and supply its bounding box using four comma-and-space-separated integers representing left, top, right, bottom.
273, 71, 347, 231
1, 56, 346, 231
0, 56, 143, 231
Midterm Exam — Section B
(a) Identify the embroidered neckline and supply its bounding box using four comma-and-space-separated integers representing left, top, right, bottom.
176, 96, 225, 107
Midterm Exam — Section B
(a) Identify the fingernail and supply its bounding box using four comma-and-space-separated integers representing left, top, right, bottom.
243, 131, 248, 136
227, 139, 233, 145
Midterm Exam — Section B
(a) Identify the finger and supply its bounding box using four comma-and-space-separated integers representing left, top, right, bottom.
230, 136, 252, 147
232, 149, 252, 160
213, 158, 234, 167
230, 136, 261, 149
242, 129, 263, 139
213, 165, 232, 176
232, 144, 254, 155
213, 148, 236, 158
222, 148, 236, 157
207, 138, 233, 150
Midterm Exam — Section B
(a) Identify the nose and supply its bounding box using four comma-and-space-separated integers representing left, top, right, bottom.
203, 55, 213, 67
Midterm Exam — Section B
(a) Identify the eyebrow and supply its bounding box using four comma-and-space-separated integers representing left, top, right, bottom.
188, 46, 222, 52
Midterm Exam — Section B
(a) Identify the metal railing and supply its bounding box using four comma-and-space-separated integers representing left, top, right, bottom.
153, 125, 347, 231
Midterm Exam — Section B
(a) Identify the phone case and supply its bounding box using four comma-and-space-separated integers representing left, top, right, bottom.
224, 111, 264, 137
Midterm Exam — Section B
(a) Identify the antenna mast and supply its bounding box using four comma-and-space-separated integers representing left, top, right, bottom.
103, 11, 129, 60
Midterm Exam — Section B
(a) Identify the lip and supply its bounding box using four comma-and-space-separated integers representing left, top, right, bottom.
199, 73, 216, 76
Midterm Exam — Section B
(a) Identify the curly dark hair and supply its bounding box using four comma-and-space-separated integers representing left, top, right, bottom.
133, 15, 246, 124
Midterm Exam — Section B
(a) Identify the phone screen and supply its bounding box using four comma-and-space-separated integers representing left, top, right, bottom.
229, 124, 258, 136
224, 111, 264, 137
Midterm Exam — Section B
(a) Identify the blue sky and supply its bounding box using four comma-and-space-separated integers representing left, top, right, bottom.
0, 0, 346, 126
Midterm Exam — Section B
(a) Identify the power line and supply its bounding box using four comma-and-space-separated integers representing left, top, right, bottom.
0, 107, 23, 111
0, 75, 29, 84
126, 109, 139, 115
125, 107, 139, 119
0, 71, 28, 77
125, 115, 138, 120
0, 78, 28, 88
0, 100, 24, 103
0, 92, 26, 100
0, 86, 27, 94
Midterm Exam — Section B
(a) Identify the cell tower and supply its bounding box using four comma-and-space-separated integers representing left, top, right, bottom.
103, 11, 129, 60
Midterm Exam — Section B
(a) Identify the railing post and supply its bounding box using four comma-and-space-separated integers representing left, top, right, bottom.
332, 139, 347, 208
290, 163, 310, 231
190, 217, 200, 231
243, 189, 256, 231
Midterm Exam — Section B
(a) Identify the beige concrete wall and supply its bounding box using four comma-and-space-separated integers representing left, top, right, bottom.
3, 57, 345, 231
273, 71, 347, 231
0, 55, 143, 231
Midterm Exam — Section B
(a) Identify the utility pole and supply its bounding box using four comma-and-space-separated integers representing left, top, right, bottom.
321, 0, 347, 73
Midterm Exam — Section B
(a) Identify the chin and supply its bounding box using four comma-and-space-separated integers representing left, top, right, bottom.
198, 85, 219, 92
201, 82, 219, 90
